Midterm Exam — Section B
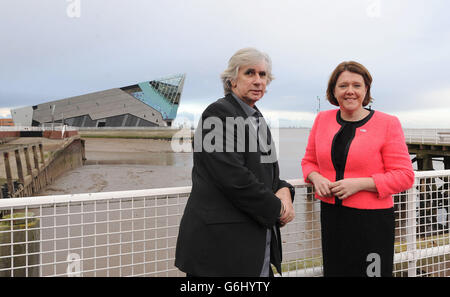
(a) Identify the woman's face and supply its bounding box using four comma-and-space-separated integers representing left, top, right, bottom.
231, 61, 268, 107
334, 71, 368, 113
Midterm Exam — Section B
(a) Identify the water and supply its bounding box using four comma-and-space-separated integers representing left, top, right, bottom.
275, 128, 309, 180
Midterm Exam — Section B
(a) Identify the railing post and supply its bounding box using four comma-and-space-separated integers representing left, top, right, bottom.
406, 178, 418, 277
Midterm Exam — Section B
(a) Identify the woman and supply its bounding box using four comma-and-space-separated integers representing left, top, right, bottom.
301, 61, 414, 277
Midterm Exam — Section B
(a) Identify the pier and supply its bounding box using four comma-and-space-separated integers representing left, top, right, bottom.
405, 129, 450, 171
403, 129, 450, 265
1, 142, 46, 198
0, 136, 86, 198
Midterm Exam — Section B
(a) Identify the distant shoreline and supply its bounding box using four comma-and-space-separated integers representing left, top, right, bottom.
80, 134, 191, 140
78, 127, 310, 140
79, 128, 193, 140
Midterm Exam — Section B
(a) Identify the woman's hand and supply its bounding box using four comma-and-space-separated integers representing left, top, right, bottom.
329, 178, 377, 200
307, 172, 333, 198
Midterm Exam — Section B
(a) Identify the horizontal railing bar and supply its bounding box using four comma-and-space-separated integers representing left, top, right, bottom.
3, 171, 449, 210
0, 187, 192, 208
280, 267, 323, 277
394, 245, 450, 263
414, 170, 450, 178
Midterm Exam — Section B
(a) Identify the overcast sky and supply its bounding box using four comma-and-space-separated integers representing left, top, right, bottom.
1, 0, 449, 128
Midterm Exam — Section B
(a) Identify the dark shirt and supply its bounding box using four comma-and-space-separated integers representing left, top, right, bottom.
230, 92, 273, 277
332, 110, 374, 205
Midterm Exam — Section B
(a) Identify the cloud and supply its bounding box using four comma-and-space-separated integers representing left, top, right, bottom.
419, 87, 450, 106
0, 108, 12, 118
172, 102, 209, 128
392, 108, 450, 129
174, 100, 318, 128
1, 0, 449, 129
262, 110, 317, 128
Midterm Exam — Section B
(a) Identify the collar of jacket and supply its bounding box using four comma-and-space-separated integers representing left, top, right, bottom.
336, 109, 375, 127
224, 93, 262, 119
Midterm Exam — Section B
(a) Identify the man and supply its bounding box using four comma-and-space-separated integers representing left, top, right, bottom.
175, 48, 295, 277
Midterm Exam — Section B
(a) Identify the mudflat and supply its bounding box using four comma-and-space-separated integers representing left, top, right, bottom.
39, 138, 193, 196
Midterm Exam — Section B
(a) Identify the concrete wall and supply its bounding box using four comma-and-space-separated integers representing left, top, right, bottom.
11, 106, 33, 126
0, 132, 20, 138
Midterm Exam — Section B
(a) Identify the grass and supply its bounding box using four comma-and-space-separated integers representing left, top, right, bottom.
394, 233, 450, 253
281, 257, 323, 273
0, 211, 40, 229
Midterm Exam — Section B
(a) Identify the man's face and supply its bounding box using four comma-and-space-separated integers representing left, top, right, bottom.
231, 61, 268, 107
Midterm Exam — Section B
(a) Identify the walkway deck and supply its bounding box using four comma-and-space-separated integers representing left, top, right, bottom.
405, 129, 450, 171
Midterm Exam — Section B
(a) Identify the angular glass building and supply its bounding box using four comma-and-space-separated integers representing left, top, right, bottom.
11, 74, 186, 128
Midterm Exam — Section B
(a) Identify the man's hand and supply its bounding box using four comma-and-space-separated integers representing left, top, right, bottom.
275, 187, 295, 227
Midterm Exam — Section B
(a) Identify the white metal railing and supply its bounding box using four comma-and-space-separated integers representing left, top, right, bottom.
404, 128, 450, 145
0, 171, 449, 277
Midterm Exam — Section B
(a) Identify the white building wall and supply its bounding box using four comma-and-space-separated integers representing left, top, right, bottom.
11, 106, 33, 126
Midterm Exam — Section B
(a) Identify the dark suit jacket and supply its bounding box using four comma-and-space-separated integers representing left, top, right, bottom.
175, 94, 294, 277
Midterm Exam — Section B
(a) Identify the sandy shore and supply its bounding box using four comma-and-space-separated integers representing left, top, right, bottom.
39, 138, 193, 196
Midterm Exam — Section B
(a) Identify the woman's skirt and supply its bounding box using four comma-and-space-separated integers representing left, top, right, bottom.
320, 201, 395, 277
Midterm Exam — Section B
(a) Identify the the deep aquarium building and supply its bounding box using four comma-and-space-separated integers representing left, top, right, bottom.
11, 74, 186, 128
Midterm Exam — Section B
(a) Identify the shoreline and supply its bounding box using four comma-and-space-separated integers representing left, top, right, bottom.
78, 128, 193, 141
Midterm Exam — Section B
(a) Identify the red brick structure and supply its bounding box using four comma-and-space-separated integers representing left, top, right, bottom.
0, 119, 14, 126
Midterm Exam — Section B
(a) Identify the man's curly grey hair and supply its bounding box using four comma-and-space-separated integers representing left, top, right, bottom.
220, 47, 274, 95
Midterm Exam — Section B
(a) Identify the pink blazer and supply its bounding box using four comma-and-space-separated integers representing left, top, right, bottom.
301, 109, 414, 209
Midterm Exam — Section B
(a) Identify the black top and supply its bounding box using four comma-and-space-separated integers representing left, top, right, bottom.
331, 109, 375, 205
